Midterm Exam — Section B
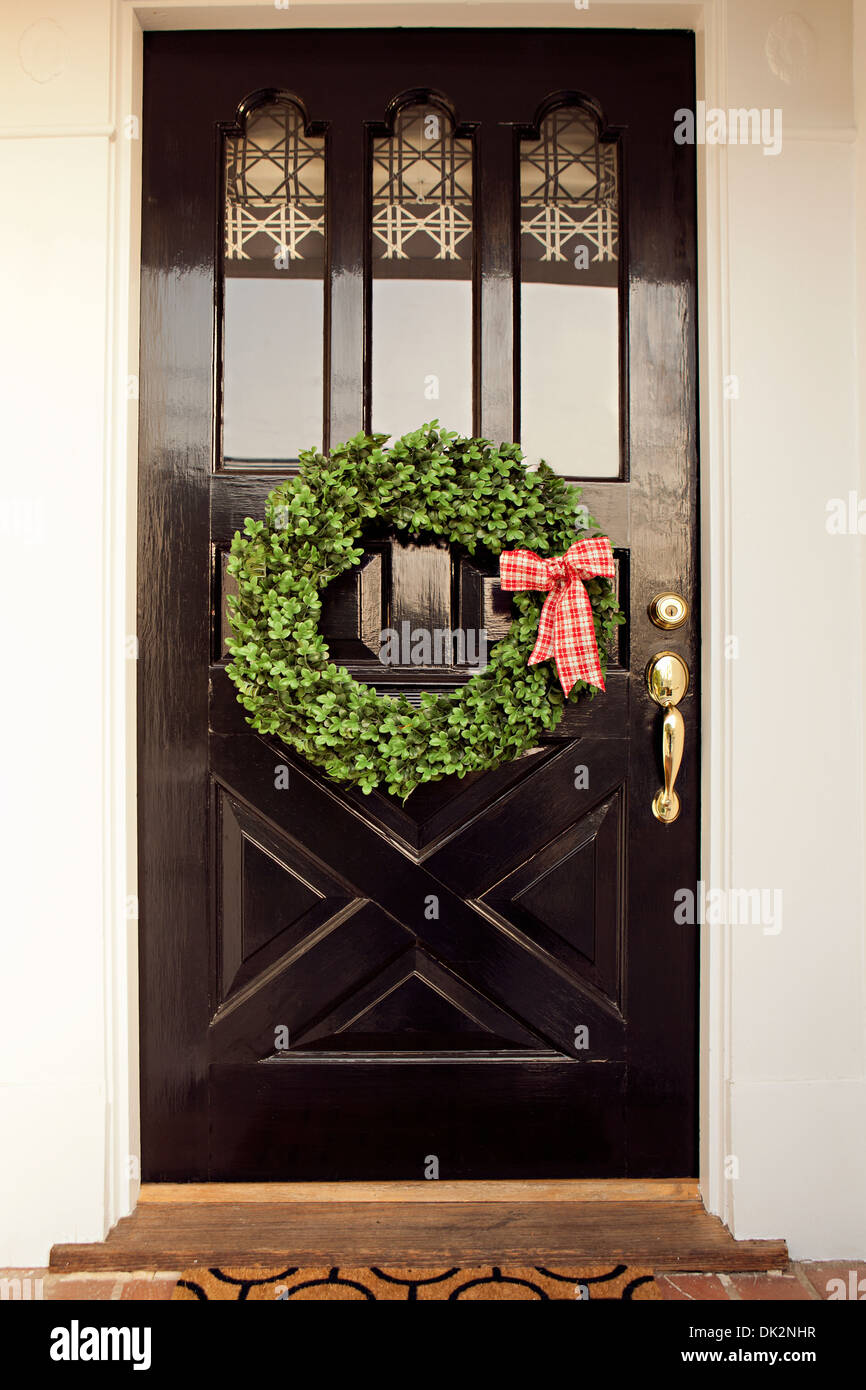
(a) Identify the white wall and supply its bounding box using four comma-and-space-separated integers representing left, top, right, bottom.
0, 0, 140, 1264
0, 0, 863, 1264
713, 0, 866, 1259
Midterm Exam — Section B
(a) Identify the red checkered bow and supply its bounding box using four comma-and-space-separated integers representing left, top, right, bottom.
499, 538, 616, 694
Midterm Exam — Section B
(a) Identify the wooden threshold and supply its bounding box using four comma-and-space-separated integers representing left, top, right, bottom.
138, 1179, 698, 1205
51, 1181, 788, 1272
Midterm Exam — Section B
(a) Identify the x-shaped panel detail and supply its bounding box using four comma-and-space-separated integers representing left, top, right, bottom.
209, 732, 627, 1065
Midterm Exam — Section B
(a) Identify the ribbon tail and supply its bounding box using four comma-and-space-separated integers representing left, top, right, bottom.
551, 587, 580, 695
528, 590, 558, 666
568, 583, 606, 693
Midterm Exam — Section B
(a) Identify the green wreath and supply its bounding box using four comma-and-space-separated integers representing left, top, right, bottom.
226, 424, 624, 801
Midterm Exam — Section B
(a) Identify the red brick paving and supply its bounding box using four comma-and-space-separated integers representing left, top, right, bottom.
45, 1276, 121, 1301
655, 1273, 730, 1300
797, 1262, 866, 1301
725, 1272, 816, 1301
654, 1262, 866, 1301
119, 1278, 178, 1301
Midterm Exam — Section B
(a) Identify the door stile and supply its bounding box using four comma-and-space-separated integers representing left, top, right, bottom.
476, 121, 516, 442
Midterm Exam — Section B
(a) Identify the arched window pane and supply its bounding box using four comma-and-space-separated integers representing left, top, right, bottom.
222, 99, 325, 466
371, 102, 473, 440
520, 107, 620, 477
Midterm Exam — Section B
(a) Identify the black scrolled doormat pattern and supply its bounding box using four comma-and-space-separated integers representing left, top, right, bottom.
174, 1264, 659, 1300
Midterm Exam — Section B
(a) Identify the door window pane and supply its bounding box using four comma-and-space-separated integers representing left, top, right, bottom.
371, 101, 473, 439
222, 98, 325, 465
520, 106, 620, 477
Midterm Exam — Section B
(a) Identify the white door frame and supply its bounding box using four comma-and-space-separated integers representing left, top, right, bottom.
106, 0, 734, 1226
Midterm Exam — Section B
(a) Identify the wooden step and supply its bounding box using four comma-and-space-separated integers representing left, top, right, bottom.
51, 1182, 787, 1272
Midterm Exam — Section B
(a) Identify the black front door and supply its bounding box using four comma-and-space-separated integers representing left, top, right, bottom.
139, 28, 699, 1179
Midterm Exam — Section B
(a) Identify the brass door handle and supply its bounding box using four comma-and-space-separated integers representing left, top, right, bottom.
646, 651, 690, 824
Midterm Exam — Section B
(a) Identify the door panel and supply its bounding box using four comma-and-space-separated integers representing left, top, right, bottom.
139, 28, 699, 1179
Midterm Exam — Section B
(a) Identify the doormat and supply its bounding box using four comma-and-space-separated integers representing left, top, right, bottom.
173, 1264, 659, 1300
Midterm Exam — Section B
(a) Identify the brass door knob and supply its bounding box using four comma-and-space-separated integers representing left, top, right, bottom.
646, 651, 689, 824
649, 591, 689, 630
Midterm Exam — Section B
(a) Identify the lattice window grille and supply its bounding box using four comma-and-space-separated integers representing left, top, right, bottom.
372, 106, 473, 261
521, 110, 618, 265
371, 202, 473, 261
521, 202, 617, 264
225, 102, 325, 262
225, 202, 324, 261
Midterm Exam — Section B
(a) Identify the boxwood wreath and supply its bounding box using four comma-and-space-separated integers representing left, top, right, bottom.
225, 424, 624, 801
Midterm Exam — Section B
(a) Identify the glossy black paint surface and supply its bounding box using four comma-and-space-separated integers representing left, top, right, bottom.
139, 29, 699, 1179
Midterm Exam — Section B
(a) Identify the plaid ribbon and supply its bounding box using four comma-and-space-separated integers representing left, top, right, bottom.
499, 538, 616, 694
